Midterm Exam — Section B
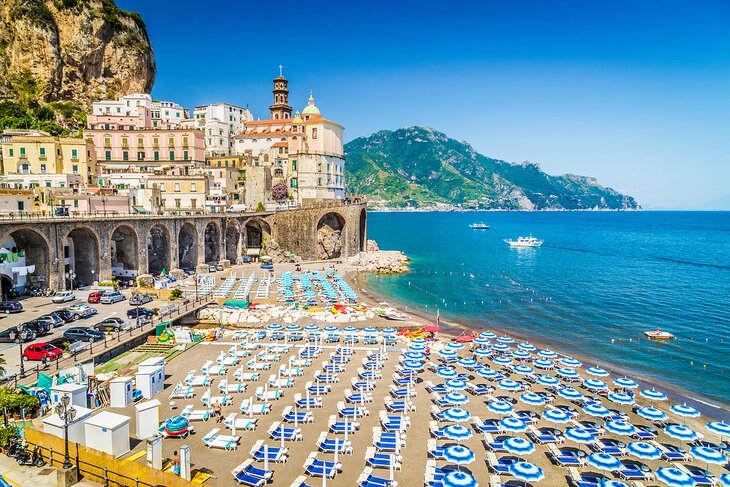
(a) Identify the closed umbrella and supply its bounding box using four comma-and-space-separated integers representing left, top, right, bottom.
626, 441, 661, 460
586, 452, 622, 472
655, 467, 697, 487
564, 428, 596, 444
503, 437, 536, 455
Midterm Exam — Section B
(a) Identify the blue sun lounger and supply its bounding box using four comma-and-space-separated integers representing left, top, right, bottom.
365, 448, 401, 470
303, 455, 340, 478
352, 380, 375, 391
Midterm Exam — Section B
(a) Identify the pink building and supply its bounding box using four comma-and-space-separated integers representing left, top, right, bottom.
87, 106, 153, 131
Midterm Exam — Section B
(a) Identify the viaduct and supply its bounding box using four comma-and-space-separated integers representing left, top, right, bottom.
0, 202, 367, 292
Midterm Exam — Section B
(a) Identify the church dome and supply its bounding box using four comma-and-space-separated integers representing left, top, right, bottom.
302, 92, 320, 116
292, 111, 304, 124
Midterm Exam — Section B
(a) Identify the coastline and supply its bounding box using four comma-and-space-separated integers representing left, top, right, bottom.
347, 269, 730, 422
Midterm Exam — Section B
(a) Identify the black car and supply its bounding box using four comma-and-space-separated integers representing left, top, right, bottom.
0, 325, 33, 343
129, 293, 153, 306
50, 309, 78, 323
63, 327, 105, 342
0, 301, 23, 314
92, 317, 130, 333
22, 319, 51, 337
127, 307, 155, 319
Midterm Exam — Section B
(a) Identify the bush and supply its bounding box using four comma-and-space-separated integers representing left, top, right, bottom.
256, 202, 265, 212
271, 182, 288, 201
0, 387, 39, 414
169, 289, 183, 301
0, 426, 19, 449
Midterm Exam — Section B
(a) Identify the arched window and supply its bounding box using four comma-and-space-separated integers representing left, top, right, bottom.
263, 154, 269, 163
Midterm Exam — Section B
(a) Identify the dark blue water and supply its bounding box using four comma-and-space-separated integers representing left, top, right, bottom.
366, 211, 730, 407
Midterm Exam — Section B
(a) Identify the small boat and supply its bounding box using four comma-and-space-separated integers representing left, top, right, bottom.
385, 311, 411, 321
469, 223, 490, 229
504, 236, 543, 248
644, 329, 675, 340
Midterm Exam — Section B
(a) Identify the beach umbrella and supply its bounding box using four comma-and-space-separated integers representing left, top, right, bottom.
583, 403, 611, 418
503, 437, 536, 456
402, 360, 424, 371
636, 407, 668, 422
498, 336, 515, 344
707, 421, 730, 439
542, 408, 571, 424
640, 388, 667, 402
448, 341, 466, 350
586, 452, 623, 472
445, 379, 468, 391
443, 392, 470, 406
285, 324, 301, 331
498, 379, 522, 392
476, 367, 501, 379
440, 470, 478, 487
556, 367, 580, 380
362, 327, 378, 334
655, 467, 697, 487
408, 344, 427, 352
689, 446, 727, 465
442, 407, 472, 422
518, 342, 537, 352
473, 337, 491, 347
513, 365, 534, 375
520, 392, 546, 406
382, 327, 397, 334
626, 441, 661, 460
560, 357, 582, 368
439, 348, 458, 359
583, 378, 608, 391
304, 325, 320, 332
404, 352, 426, 361
537, 375, 560, 386
473, 348, 492, 358
664, 424, 698, 442
342, 326, 358, 333
499, 417, 528, 433
487, 400, 514, 415
491, 343, 511, 352
598, 482, 630, 487
323, 325, 338, 333
442, 444, 476, 466
493, 356, 513, 366
558, 387, 584, 401
457, 358, 478, 369
509, 461, 544, 485
480, 331, 497, 339
512, 350, 532, 360
613, 377, 639, 389
412, 337, 427, 344
587, 366, 610, 377
437, 367, 459, 379
607, 392, 635, 406
564, 428, 596, 444
267, 323, 283, 331
534, 358, 554, 369
670, 403, 700, 423
719, 474, 730, 487
538, 349, 557, 358
441, 424, 473, 442
604, 420, 636, 436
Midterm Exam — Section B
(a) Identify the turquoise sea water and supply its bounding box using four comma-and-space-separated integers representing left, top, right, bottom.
365, 211, 730, 407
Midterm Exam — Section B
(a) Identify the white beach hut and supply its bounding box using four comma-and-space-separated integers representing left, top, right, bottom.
134, 399, 161, 440
84, 411, 130, 457
43, 405, 92, 445
51, 383, 87, 408
136, 365, 164, 399
109, 377, 134, 408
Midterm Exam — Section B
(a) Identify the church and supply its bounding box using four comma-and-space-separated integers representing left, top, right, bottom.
234, 70, 346, 208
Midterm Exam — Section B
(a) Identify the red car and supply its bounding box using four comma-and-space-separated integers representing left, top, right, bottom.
22, 343, 63, 363
87, 291, 103, 303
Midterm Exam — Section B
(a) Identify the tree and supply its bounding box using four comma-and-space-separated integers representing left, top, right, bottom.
271, 182, 288, 201
0, 355, 5, 378
256, 202, 265, 212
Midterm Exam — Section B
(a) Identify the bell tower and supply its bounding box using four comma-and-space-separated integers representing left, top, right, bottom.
269, 65, 293, 120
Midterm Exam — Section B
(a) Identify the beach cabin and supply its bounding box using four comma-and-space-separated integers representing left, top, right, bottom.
138, 357, 165, 374
109, 377, 134, 408
51, 383, 87, 408
136, 365, 164, 399
84, 412, 130, 457
134, 399, 161, 440
43, 405, 92, 445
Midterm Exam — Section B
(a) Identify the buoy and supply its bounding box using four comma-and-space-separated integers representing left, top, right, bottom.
690, 361, 694, 366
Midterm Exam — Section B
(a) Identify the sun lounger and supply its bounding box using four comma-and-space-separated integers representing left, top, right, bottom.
201, 388, 233, 407
303, 453, 340, 478
651, 441, 690, 462
268, 376, 294, 388
328, 415, 359, 434
346, 389, 373, 404
232, 459, 273, 482
280, 367, 304, 377
467, 383, 494, 396
323, 363, 345, 373
482, 432, 506, 452
365, 447, 402, 470
223, 413, 257, 431
590, 438, 626, 456
255, 386, 283, 400
202, 428, 241, 450
630, 426, 657, 440
677, 464, 715, 486
294, 393, 322, 409
352, 379, 375, 391
201, 360, 227, 376
245, 359, 271, 371
239, 399, 271, 415
170, 381, 195, 399
486, 452, 512, 475
338, 401, 369, 418
268, 421, 303, 441
514, 411, 538, 424
617, 462, 653, 481
527, 424, 563, 444
289, 476, 316, 487
181, 404, 211, 422
233, 368, 260, 382
427, 439, 445, 459
547, 444, 585, 466
282, 406, 314, 423
473, 416, 501, 433
380, 414, 408, 432
217, 351, 239, 366
290, 358, 312, 367
384, 398, 414, 413
317, 432, 353, 454
357, 467, 395, 487
249, 440, 288, 462
219, 379, 247, 394
184, 371, 212, 387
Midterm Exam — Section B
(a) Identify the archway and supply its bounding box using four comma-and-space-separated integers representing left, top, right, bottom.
67, 228, 100, 287
111, 225, 138, 276
204, 221, 220, 264
244, 218, 271, 249
317, 212, 346, 260
359, 208, 367, 252
225, 223, 239, 263
0, 228, 50, 291
178, 223, 197, 270
148, 224, 170, 275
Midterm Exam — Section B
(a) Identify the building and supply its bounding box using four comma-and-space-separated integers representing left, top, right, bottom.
147, 171, 209, 213
0, 188, 34, 215
88, 94, 188, 130
193, 103, 253, 156
205, 155, 248, 211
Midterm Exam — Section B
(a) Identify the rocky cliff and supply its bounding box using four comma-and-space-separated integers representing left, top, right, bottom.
0, 0, 155, 107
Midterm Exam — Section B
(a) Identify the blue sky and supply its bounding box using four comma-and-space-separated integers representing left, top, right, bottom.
118, 0, 730, 209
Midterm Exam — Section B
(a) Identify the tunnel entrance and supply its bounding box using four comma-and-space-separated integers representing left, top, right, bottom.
67, 228, 100, 288
244, 219, 270, 249
1, 276, 14, 298
111, 225, 138, 276
359, 208, 367, 252
148, 224, 170, 275
1, 229, 50, 291
178, 223, 197, 271
204, 222, 220, 264
225, 224, 239, 263
317, 212, 346, 260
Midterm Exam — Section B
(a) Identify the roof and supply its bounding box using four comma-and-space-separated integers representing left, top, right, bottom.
85, 411, 130, 429
272, 142, 288, 148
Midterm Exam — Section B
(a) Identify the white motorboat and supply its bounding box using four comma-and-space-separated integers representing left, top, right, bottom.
504, 236, 543, 248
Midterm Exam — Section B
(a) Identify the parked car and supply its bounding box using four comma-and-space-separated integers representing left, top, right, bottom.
127, 307, 156, 320
52, 290, 76, 303
66, 304, 98, 318
22, 343, 63, 363
63, 327, 105, 342
22, 319, 51, 337
87, 291, 103, 304
37, 313, 64, 328
50, 309, 78, 323
216, 262, 225, 271
0, 301, 23, 314
0, 325, 34, 343
92, 317, 131, 333
208, 264, 216, 272
48, 337, 87, 355
129, 293, 153, 306
99, 291, 125, 304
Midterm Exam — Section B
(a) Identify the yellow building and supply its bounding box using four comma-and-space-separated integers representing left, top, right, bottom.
205, 155, 248, 210
147, 173, 209, 213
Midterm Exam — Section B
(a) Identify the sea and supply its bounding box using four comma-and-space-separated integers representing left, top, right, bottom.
365, 211, 730, 409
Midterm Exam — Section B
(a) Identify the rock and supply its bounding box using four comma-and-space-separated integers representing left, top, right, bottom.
137, 274, 153, 287
366, 240, 380, 252
169, 268, 186, 280
347, 250, 410, 274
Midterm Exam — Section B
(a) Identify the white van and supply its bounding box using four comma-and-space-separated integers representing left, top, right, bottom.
52, 291, 76, 303
227, 204, 247, 213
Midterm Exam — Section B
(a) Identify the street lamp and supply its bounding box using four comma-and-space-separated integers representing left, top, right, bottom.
67, 270, 76, 292
18, 335, 25, 378
54, 395, 76, 469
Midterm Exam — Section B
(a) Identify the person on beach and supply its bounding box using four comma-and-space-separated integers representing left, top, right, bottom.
172, 450, 180, 475
213, 402, 223, 422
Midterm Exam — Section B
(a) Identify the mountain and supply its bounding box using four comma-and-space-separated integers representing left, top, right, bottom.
344, 127, 640, 210
0, 0, 155, 107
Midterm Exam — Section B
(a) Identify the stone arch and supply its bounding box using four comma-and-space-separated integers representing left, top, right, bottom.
148, 223, 170, 275
67, 227, 100, 287
110, 225, 138, 276
316, 212, 346, 260
204, 221, 220, 264
359, 208, 367, 252
225, 221, 240, 263
178, 222, 198, 270
0, 228, 50, 291
243, 218, 271, 249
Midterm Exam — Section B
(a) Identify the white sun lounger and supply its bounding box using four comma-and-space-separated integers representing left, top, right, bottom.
181, 404, 212, 422
255, 387, 284, 400
234, 367, 260, 382
201, 388, 233, 407
279, 367, 304, 377
219, 379, 247, 394
202, 428, 241, 450
268, 376, 294, 388
240, 399, 271, 415
170, 381, 195, 399
184, 371, 212, 387
223, 413, 258, 431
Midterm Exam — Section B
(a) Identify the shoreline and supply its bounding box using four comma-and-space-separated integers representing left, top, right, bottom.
347, 269, 730, 422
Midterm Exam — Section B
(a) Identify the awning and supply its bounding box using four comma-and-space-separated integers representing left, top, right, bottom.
133, 206, 150, 214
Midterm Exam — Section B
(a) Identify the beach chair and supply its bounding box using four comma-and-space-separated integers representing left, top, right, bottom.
527, 424, 563, 444
317, 432, 353, 454
514, 410, 538, 424
338, 401, 369, 418
677, 464, 715, 486
357, 467, 395, 487
630, 425, 657, 441
303, 453, 340, 478
289, 476, 316, 487
268, 421, 303, 441
231, 459, 271, 486
169, 381, 195, 399
346, 389, 373, 404
201, 388, 234, 407
181, 405, 211, 422
427, 439, 445, 459
571, 419, 604, 437
307, 383, 332, 395
202, 360, 227, 376
651, 441, 690, 462
223, 413, 257, 431
590, 437, 626, 456
473, 416, 501, 433
282, 406, 314, 424
384, 398, 414, 413
268, 375, 295, 388
365, 447, 402, 470
486, 452, 512, 475
547, 444, 585, 466
294, 393, 322, 409
290, 358, 312, 367
184, 372, 212, 387
239, 399, 271, 415
219, 379, 247, 394
255, 386, 283, 401
328, 415, 359, 434
249, 440, 288, 463
482, 432, 506, 452
234, 367, 260, 382
617, 461, 653, 481
202, 428, 241, 450
280, 367, 304, 377
467, 382, 494, 396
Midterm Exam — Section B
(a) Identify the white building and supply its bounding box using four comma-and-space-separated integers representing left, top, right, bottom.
91, 94, 188, 129
193, 103, 253, 156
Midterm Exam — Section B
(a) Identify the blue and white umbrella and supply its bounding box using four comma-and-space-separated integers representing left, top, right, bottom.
518, 342, 537, 352
492, 343, 511, 352
534, 358, 554, 369
440, 470, 478, 487
445, 379, 468, 391
404, 352, 426, 361
655, 467, 697, 487
487, 400, 514, 415
402, 360, 424, 371
520, 392, 546, 406
381, 327, 397, 334
473, 337, 491, 347
499, 417, 527, 433
342, 326, 358, 334
442, 444, 475, 465
626, 441, 662, 460
707, 421, 730, 438
476, 367, 500, 379
538, 349, 557, 358
583, 378, 608, 391
670, 403, 700, 420
613, 377, 638, 389
608, 392, 635, 406
493, 356, 513, 366
323, 325, 339, 333
689, 446, 727, 465
408, 343, 428, 352
664, 424, 698, 442
542, 408, 571, 424
498, 336, 515, 344
473, 348, 493, 358
437, 367, 459, 379
498, 379, 522, 392
586, 452, 622, 471
443, 392, 470, 406
719, 474, 730, 487
512, 350, 532, 360
583, 403, 611, 418
362, 327, 378, 334
439, 348, 458, 359
267, 323, 283, 330
537, 375, 560, 386
640, 388, 667, 402
598, 481, 630, 487
636, 407, 668, 422
558, 388, 584, 401
285, 324, 302, 331
604, 420, 636, 436
560, 357, 582, 368
557, 368, 580, 380
304, 324, 320, 332
442, 407, 472, 422
564, 428, 596, 444
457, 358, 478, 369
441, 424, 473, 442
503, 437, 536, 455
412, 337, 427, 344
513, 365, 534, 375
509, 461, 544, 484
587, 366, 610, 377
480, 331, 497, 339
448, 341, 466, 350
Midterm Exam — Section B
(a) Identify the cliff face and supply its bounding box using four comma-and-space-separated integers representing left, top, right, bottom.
0, 0, 155, 107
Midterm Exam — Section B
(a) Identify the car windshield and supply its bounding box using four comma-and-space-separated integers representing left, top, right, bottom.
42, 345, 56, 351
55, 292, 68, 296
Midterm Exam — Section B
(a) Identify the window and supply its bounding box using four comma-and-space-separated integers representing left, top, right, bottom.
17, 201, 24, 212
154, 151, 159, 161
123, 151, 129, 161
7, 148, 11, 157
39, 147, 46, 158
74, 200, 79, 208
160, 183, 166, 192
122, 138, 128, 148
183, 150, 188, 160
291, 160, 297, 171
45, 182, 51, 188
182, 136, 188, 147
168, 136, 175, 147
20, 147, 26, 157
40, 164, 46, 173
137, 137, 144, 148
105, 151, 111, 161
169, 151, 175, 161
174, 183, 181, 192
137, 151, 145, 161
72, 164, 79, 174
290, 177, 298, 189
71, 149, 78, 159
153, 137, 159, 147
104, 124, 110, 130
191, 183, 197, 192
175, 198, 181, 208
312, 128, 318, 139
318, 177, 322, 186
191, 199, 196, 208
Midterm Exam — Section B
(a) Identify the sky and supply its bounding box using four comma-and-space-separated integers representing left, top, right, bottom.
118, 0, 730, 209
